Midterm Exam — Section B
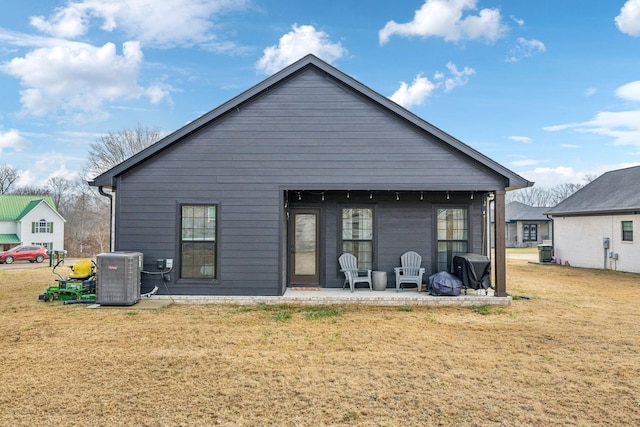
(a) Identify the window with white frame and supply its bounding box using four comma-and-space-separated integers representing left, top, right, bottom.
33, 220, 53, 233
622, 221, 633, 242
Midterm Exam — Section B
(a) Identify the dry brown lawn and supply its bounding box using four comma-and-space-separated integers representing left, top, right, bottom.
1, 259, 639, 426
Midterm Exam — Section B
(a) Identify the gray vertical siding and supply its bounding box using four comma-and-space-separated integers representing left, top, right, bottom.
113, 68, 503, 295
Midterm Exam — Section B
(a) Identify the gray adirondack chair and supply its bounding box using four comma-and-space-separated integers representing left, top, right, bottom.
394, 251, 426, 292
338, 253, 372, 293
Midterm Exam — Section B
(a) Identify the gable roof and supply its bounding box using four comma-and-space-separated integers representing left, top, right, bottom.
506, 201, 552, 222
89, 54, 533, 191
546, 165, 640, 216
0, 195, 64, 221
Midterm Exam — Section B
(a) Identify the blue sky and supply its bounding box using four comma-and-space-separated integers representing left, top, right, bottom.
1, 0, 639, 188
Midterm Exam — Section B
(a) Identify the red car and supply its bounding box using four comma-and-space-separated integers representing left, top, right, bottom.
0, 245, 49, 264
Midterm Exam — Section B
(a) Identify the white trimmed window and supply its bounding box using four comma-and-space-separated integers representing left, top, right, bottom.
622, 221, 633, 242
33, 220, 53, 233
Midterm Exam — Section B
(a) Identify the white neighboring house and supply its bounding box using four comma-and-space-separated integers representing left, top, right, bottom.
0, 195, 66, 252
545, 166, 640, 273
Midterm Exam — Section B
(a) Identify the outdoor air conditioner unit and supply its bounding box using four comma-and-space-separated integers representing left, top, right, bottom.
96, 252, 143, 306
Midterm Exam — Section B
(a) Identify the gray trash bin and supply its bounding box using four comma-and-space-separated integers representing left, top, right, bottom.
372, 271, 387, 291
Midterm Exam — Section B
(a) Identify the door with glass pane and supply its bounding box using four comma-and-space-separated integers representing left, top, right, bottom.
289, 209, 320, 285
436, 208, 468, 273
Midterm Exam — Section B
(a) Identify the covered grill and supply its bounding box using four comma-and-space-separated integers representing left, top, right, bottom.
452, 253, 492, 295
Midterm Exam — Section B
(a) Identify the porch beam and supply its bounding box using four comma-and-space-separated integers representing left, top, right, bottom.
494, 190, 507, 297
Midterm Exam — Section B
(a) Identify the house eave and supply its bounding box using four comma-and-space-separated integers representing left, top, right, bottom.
547, 208, 640, 217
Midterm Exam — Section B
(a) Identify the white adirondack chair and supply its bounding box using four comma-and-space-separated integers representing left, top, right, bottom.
394, 251, 426, 292
338, 253, 372, 293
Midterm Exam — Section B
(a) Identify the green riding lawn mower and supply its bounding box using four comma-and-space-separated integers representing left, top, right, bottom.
38, 258, 97, 303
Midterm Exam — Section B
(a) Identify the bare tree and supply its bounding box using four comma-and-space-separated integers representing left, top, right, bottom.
87, 124, 162, 179
506, 186, 556, 207
0, 164, 19, 194
46, 176, 73, 212
507, 174, 600, 207
63, 177, 110, 257
549, 183, 583, 205
11, 186, 50, 196
65, 125, 161, 256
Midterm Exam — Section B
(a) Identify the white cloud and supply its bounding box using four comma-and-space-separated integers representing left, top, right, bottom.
615, 0, 640, 36
510, 16, 525, 26
389, 62, 475, 108
510, 159, 538, 167
390, 74, 437, 109
585, 87, 597, 97
542, 123, 579, 132
524, 166, 582, 187
560, 144, 580, 148
256, 24, 347, 75
379, 0, 507, 45
0, 128, 31, 153
14, 150, 83, 188
544, 81, 640, 149
615, 80, 640, 101
0, 40, 169, 118
544, 110, 640, 148
29, 0, 250, 48
519, 163, 640, 188
508, 136, 532, 143
438, 62, 475, 91
506, 37, 546, 62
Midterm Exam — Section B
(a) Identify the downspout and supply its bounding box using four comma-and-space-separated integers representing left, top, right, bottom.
546, 213, 554, 261
98, 186, 114, 252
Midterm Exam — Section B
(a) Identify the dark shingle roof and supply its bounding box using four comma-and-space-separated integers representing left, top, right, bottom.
546, 165, 640, 216
506, 201, 552, 222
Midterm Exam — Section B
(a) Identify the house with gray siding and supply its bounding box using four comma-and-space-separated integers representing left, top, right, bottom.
504, 201, 553, 248
545, 165, 640, 273
89, 55, 532, 297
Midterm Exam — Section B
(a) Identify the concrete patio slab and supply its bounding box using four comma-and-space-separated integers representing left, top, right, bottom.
152, 287, 509, 307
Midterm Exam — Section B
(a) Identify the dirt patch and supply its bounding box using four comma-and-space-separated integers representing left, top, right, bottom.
1, 261, 638, 426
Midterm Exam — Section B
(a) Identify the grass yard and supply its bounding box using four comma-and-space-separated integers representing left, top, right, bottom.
1, 259, 639, 426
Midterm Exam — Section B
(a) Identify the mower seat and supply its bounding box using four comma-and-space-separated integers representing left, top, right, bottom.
69, 259, 94, 279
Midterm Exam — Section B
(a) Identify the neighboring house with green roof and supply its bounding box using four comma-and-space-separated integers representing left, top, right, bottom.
546, 165, 640, 273
0, 195, 66, 252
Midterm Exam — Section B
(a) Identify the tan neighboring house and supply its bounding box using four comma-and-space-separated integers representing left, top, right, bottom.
0, 195, 66, 252
505, 201, 553, 248
545, 165, 640, 273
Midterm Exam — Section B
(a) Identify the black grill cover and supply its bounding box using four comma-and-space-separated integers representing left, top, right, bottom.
452, 253, 491, 291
